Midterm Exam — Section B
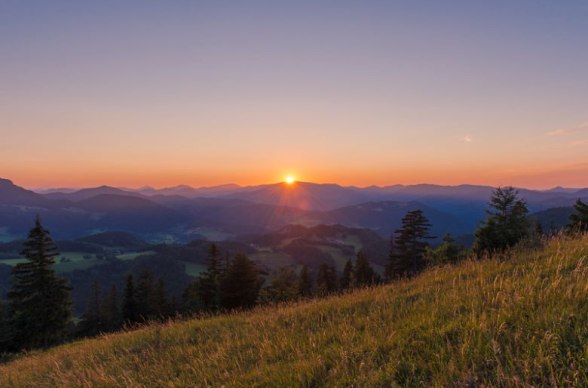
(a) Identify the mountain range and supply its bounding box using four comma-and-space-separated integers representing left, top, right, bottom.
1, 178, 586, 243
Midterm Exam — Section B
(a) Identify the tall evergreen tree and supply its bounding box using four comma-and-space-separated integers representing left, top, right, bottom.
297, 265, 313, 298
258, 266, 299, 304
474, 187, 530, 255
101, 285, 120, 332
135, 271, 157, 321
181, 281, 202, 314
122, 275, 139, 325
567, 198, 588, 232
354, 252, 378, 287
0, 300, 11, 352
77, 281, 104, 337
197, 244, 224, 310
219, 254, 264, 310
152, 278, 170, 318
339, 260, 354, 290
8, 217, 72, 349
387, 209, 434, 279
316, 263, 338, 296
425, 233, 467, 266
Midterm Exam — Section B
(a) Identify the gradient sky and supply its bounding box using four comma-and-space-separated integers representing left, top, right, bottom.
1, 1, 588, 189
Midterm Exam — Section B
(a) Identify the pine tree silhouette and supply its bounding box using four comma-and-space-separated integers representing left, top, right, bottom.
8, 216, 72, 349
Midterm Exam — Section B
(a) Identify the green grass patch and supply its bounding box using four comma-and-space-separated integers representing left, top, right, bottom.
116, 251, 154, 261
188, 227, 234, 241
317, 245, 354, 270
180, 261, 206, 277
250, 251, 294, 271
0, 258, 28, 266
2, 252, 105, 273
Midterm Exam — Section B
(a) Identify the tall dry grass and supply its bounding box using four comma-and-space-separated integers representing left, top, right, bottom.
1, 234, 587, 387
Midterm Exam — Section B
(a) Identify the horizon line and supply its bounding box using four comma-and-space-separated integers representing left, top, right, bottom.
1, 177, 583, 193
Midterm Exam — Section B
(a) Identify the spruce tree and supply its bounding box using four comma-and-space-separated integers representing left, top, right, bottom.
425, 233, 466, 266
122, 275, 139, 325
387, 209, 433, 279
567, 199, 588, 232
316, 263, 337, 296
339, 260, 354, 290
297, 265, 313, 298
8, 217, 72, 349
77, 281, 103, 337
102, 285, 120, 332
219, 254, 263, 310
354, 252, 378, 287
152, 278, 170, 319
135, 271, 156, 322
197, 244, 224, 310
0, 300, 11, 352
474, 187, 530, 255
181, 281, 202, 314
258, 266, 299, 304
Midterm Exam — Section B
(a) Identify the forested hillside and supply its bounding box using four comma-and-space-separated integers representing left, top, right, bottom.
1, 234, 586, 386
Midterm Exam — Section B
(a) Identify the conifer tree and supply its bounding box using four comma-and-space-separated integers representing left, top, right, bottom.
7, 217, 72, 349
258, 266, 299, 304
122, 275, 139, 324
339, 260, 354, 290
354, 252, 378, 287
474, 187, 530, 255
219, 254, 263, 310
152, 278, 170, 318
135, 271, 156, 321
567, 198, 588, 232
297, 265, 313, 298
387, 209, 433, 279
425, 233, 466, 266
102, 285, 120, 332
0, 300, 11, 351
316, 263, 338, 296
181, 281, 202, 314
77, 281, 103, 337
197, 244, 224, 310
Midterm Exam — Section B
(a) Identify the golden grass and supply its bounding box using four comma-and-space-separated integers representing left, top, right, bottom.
1, 235, 587, 387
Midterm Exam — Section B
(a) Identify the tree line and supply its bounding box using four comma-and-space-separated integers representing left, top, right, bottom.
2, 188, 587, 354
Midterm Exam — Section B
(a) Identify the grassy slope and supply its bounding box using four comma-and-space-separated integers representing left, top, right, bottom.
1, 236, 587, 387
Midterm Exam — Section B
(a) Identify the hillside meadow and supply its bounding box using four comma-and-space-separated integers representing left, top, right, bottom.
1, 234, 587, 387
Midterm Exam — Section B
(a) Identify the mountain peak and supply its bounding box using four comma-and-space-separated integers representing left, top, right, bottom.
0, 178, 51, 207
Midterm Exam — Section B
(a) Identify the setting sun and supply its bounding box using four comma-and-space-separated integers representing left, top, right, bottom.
285, 176, 296, 184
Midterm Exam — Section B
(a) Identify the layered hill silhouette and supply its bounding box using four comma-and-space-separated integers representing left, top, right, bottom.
1, 178, 587, 242
0, 178, 54, 207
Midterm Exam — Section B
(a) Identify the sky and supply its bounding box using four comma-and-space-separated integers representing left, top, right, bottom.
1, 1, 588, 189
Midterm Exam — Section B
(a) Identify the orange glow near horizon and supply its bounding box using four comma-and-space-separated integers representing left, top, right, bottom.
3, 161, 588, 191
2, 2, 588, 192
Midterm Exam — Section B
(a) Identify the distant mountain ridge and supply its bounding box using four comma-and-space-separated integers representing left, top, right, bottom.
44, 186, 146, 202
0, 178, 54, 207
41, 183, 245, 202
1, 177, 587, 242
29, 180, 588, 211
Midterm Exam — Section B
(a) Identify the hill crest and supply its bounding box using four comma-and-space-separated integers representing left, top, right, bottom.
1, 235, 586, 386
